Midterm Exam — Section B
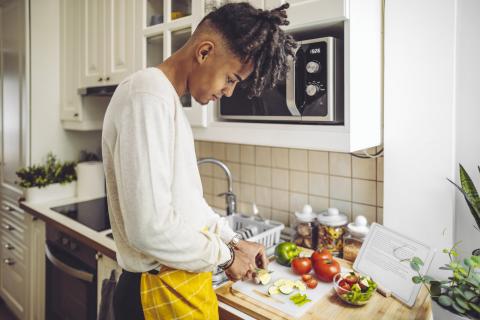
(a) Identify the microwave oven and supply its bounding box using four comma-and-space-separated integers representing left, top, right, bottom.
219, 37, 343, 124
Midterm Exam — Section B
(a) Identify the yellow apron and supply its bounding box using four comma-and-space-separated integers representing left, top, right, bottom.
140, 267, 219, 320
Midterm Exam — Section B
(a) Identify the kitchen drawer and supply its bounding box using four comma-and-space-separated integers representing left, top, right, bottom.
0, 240, 27, 313
0, 199, 28, 226
1, 235, 26, 265
0, 213, 28, 245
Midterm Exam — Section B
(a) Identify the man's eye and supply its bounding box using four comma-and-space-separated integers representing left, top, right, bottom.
227, 77, 235, 85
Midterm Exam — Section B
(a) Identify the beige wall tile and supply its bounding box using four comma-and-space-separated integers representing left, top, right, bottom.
289, 149, 308, 171
226, 144, 240, 162
377, 182, 383, 207
309, 195, 329, 213
240, 164, 255, 184
352, 179, 376, 206
199, 163, 213, 176
204, 194, 214, 208
240, 145, 255, 164
255, 166, 272, 187
272, 147, 289, 169
272, 168, 289, 190
214, 166, 228, 179
377, 207, 383, 224
201, 176, 214, 195
352, 157, 376, 180
240, 183, 255, 203
214, 194, 225, 209
377, 157, 384, 181
255, 186, 271, 207
225, 162, 240, 182
329, 152, 352, 177
238, 201, 251, 215
213, 142, 226, 161
233, 182, 241, 198
330, 199, 352, 219
290, 192, 308, 212
194, 141, 200, 157
290, 171, 309, 193
271, 209, 290, 226
308, 150, 329, 174
256, 146, 272, 167
213, 178, 228, 196
352, 203, 377, 224
271, 189, 289, 211
257, 205, 272, 220
199, 141, 213, 158
330, 176, 352, 201
309, 173, 329, 197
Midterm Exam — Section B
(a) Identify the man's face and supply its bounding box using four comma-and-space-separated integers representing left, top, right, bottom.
188, 42, 254, 105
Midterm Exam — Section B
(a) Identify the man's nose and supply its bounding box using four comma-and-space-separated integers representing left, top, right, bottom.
222, 83, 237, 98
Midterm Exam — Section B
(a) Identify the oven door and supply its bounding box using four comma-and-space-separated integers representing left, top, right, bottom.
45, 242, 97, 320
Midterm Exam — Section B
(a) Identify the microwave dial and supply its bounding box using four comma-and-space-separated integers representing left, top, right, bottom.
306, 61, 321, 74
305, 83, 319, 96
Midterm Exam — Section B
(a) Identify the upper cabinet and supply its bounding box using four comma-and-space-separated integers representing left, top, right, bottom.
80, 0, 136, 88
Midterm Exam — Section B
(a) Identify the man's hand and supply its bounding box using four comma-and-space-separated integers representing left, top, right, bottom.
236, 240, 269, 270
224, 249, 255, 282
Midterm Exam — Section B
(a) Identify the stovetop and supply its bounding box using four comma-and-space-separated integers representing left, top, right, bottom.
50, 197, 110, 231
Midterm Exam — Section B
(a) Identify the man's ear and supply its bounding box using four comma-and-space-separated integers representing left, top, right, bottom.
196, 41, 214, 65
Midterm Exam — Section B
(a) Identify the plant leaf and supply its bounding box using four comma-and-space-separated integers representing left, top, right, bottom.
448, 176, 480, 230
469, 302, 480, 313
452, 301, 467, 314
455, 296, 471, 311
438, 295, 453, 307
410, 261, 421, 272
412, 276, 423, 284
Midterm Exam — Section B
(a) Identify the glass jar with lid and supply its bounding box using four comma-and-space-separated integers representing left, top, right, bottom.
343, 215, 370, 262
316, 208, 348, 257
292, 204, 316, 249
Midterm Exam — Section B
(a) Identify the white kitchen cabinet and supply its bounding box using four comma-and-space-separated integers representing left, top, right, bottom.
96, 253, 122, 316
192, 0, 382, 152
79, 0, 136, 88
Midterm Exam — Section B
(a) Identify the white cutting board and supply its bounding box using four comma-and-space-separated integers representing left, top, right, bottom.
232, 261, 350, 319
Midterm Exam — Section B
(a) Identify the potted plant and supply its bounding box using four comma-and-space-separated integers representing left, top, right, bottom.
408, 244, 480, 320
16, 153, 77, 203
448, 164, 480, 256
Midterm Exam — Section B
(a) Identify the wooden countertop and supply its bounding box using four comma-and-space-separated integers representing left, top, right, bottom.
216, 258, 432, 320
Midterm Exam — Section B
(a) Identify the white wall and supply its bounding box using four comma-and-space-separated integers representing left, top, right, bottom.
30, 0, 102, 164
454, 0, 480, 256
384, 0, 456, 254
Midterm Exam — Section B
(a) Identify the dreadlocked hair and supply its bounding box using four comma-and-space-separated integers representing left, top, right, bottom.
200, 2, 297, 98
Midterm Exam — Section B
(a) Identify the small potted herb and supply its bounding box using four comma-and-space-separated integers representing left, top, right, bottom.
16, 153, 77, 203
408, 244, 480, 320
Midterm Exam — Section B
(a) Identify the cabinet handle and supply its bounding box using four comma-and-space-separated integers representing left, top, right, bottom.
74, 113, 79, 117
4, 243, 14, 250
2, 223, 14, 231
3, 258, 15, 266
2, 205, 12, 211
105, 76, 110, 81
98, 77, 103, 82
95, 252, 103, 260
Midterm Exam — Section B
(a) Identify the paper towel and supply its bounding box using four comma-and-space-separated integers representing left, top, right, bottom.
76, 161, 105, 198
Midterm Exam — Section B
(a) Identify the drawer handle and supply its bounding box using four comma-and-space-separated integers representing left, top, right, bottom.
3, 258, 15, 266
2, 205, 12, 211
4, 243, 14, 250
98, 77, 103, 82
2, 223, 14, 231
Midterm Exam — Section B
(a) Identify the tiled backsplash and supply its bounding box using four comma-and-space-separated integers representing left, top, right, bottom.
194, 141, 384, 228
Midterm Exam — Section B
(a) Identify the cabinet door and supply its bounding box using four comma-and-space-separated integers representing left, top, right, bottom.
80, 0, 106, 88
59, 0, 82, 122
264, 0, 347, 26
0, 0, 28, 191
104, 0, 136, 84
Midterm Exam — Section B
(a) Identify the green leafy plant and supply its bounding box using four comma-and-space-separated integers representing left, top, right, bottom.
15, 153, 77, 188
408, 243, 480, 319
448, 164, 480, 232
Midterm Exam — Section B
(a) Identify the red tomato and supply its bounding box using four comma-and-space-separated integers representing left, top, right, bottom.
306, 278, 318, 289
291, 257, 312, 275
301, 274, 313, 282
339, 280, 351, 291
313, 258, 341, 282
344, 274, 359, 285
311, 249, 333, 264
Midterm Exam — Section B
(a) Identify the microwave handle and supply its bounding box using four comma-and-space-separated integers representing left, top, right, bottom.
45, 244, 95, 283
286, 54, 301, 116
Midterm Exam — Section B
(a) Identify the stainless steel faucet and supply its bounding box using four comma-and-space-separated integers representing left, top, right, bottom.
197, 158, 237, 215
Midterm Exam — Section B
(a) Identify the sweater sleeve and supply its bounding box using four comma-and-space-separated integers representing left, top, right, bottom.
114, 92, 231, 273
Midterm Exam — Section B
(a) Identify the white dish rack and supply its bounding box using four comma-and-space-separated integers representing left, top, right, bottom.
225, 214, 285, 250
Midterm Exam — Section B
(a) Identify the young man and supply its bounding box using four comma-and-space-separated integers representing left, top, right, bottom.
102, 2, 296, 319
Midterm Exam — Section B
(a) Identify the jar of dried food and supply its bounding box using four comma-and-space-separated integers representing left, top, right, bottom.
292, 204, 316, 249
316, 208, 348, 257
343, 215, 370, 262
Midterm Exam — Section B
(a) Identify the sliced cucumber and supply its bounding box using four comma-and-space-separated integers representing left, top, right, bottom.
274, 279, 286, 287
294, 281, 306, 291
279, 284, 294, 295
268, 286, 280, 296
258, 273, 272, 285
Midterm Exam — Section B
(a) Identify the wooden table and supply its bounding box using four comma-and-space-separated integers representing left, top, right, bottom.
216, 258, 432, 320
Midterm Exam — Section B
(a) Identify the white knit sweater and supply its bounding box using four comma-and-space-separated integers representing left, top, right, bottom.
102, 67, 235, 273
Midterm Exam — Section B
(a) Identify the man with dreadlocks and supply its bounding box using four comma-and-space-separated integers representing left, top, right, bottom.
102, 2, 296, 319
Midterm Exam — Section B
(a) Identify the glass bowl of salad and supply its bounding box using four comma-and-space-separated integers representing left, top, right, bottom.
333, 272, 377, 306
